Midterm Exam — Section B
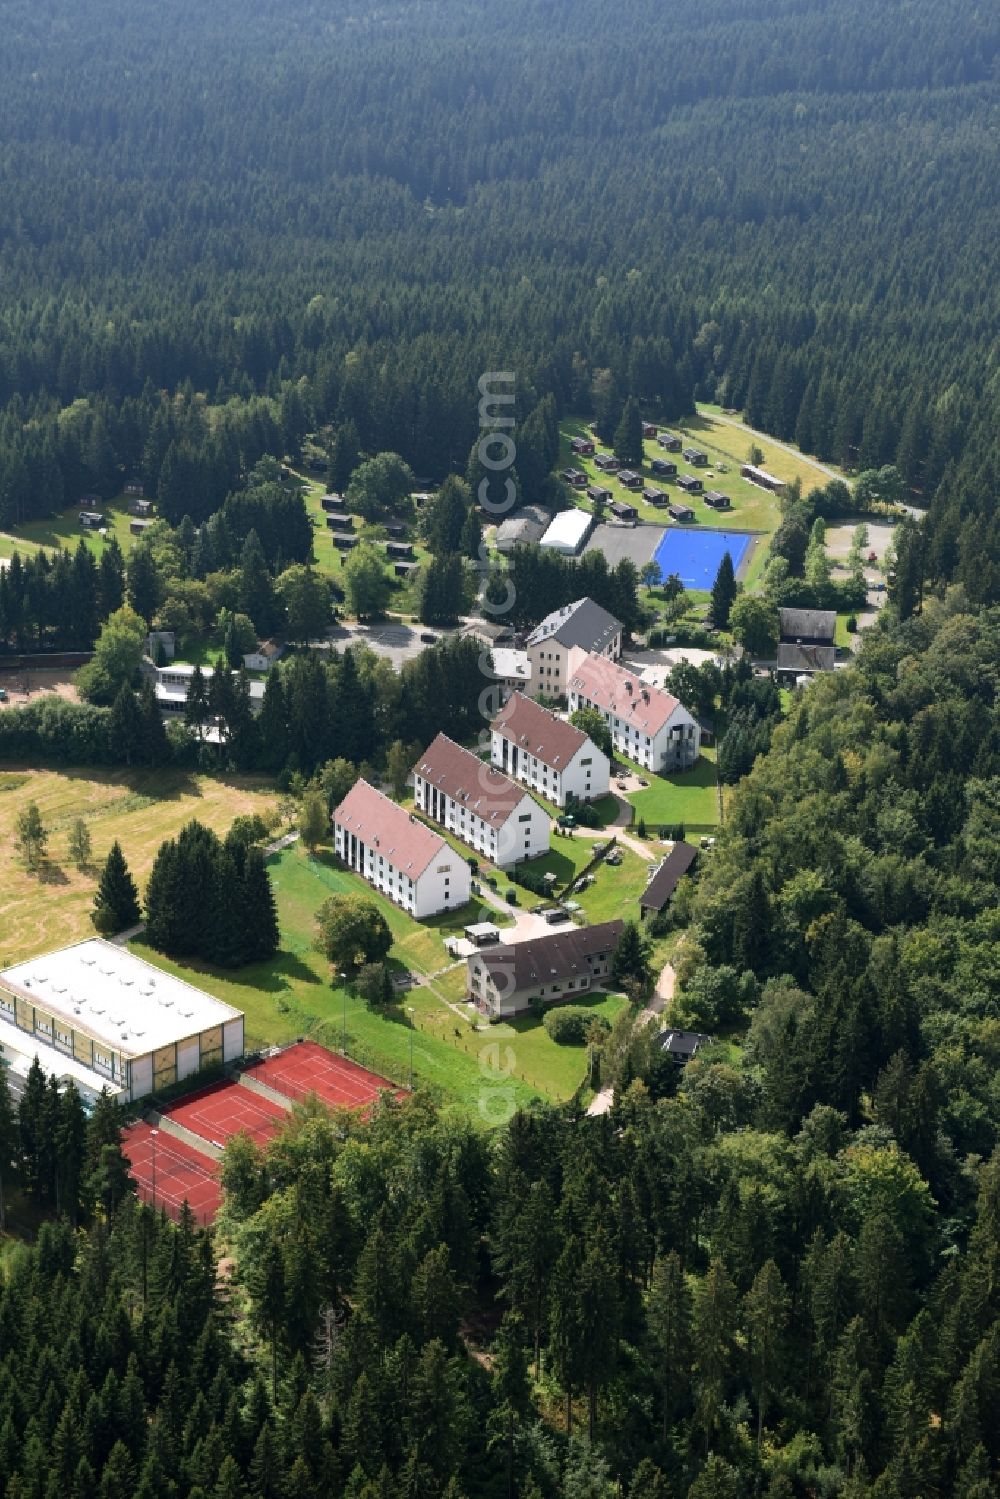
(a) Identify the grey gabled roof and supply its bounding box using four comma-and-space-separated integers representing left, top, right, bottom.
639, 842, 698, 910
526, 596, 622, 654
474, 920, 625, 991
777, 642, 836, 674
778, 608, 836, 643
655, 1028, 711, 1058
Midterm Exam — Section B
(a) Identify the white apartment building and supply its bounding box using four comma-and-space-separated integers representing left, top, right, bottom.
566, 651, 700, 772
526, 597, 622, 701
333, 779, 471, 919
413, 733, 550, 867
491, 692, 610, 807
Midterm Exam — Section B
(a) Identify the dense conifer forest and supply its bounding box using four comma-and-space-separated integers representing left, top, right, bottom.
2, 3, 1000, 1495
0, 0, 997, 595
2, 602, 1000, 1498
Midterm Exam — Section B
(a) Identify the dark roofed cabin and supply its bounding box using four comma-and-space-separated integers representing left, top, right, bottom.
587, 484, 612, 504
651, 458, 677, 478
704, 490, 731, 510
385, 541, 414, 560
609, 499, 638, 522
682, 446, 708, 466
677, 474, 703, 494
655, 1028, 712, 1064
668, 503, 694, 522
326, 514, 354, 531
644, 487, 668, 506
657, 432, 682, 451
617, 469, 643, 490
321, 494, 345, 512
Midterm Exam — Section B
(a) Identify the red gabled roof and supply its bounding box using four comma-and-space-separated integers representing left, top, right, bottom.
567, 653, 686, 738
333, 779, 450, 879
414, 733, 536, 826
492, 692, 589, 771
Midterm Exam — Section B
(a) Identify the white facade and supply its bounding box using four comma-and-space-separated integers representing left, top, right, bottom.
0, 940, 245, 1104
566, 651, 701, 772
490, 694, 611, 808
333, 779, 471, 919
492, 731, 607, 807
412, 749, 549, 869
538, 509, 593, 555
153, 663, 266, 719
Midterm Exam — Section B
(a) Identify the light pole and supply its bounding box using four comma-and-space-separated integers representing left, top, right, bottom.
150, 1128, 158, 1211
407, 1006, 415, 1090
340, 973, 347, 1053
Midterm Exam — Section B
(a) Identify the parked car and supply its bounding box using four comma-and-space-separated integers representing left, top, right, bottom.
420, 631, 438, 644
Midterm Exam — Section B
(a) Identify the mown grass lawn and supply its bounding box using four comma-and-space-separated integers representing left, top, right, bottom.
4, 495, 139, 560
132, 842, 594, 1120
624, 752, 720, 832
0, 765, 277, 966
408, 986, 629, 1103
574, 845, 651, 923
835, 613, 856, 648
694, 404, 849, 491
559, 415, 783, 537
516, 832, 602, 895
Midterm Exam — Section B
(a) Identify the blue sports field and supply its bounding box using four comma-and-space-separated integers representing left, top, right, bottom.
654, 528, 753, 590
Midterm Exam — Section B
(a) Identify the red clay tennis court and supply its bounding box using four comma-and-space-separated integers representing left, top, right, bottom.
162, 1079, 288, 1149
244, 1040, 404, 1111
124, 1120, 222, 1226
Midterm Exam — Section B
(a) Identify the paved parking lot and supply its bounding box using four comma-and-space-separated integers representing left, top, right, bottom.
582, 522, 663, 569
320, 620, 452, 670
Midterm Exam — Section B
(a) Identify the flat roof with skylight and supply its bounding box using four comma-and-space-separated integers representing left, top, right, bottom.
0, 939, 241, 1056
0, 939, 245, 1102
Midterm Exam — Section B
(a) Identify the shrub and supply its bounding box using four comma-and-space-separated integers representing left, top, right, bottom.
512, 864, 548, 896
543, 1008, 613, 1045
565, 794, 603, 828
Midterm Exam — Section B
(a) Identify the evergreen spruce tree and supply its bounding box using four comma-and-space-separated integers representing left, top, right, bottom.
613, 396, 644, 467
109, 685, 146, 766
242, 848, 280, 963
184, 664, 210, 737
139, 677, 168, 764
126, 543, 160, 624
710, 551, 737, 629
17, 1057, 49, 1203
92, 841, 142, 935
0, 1065, 16, 1232
459, 506, 482, 561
